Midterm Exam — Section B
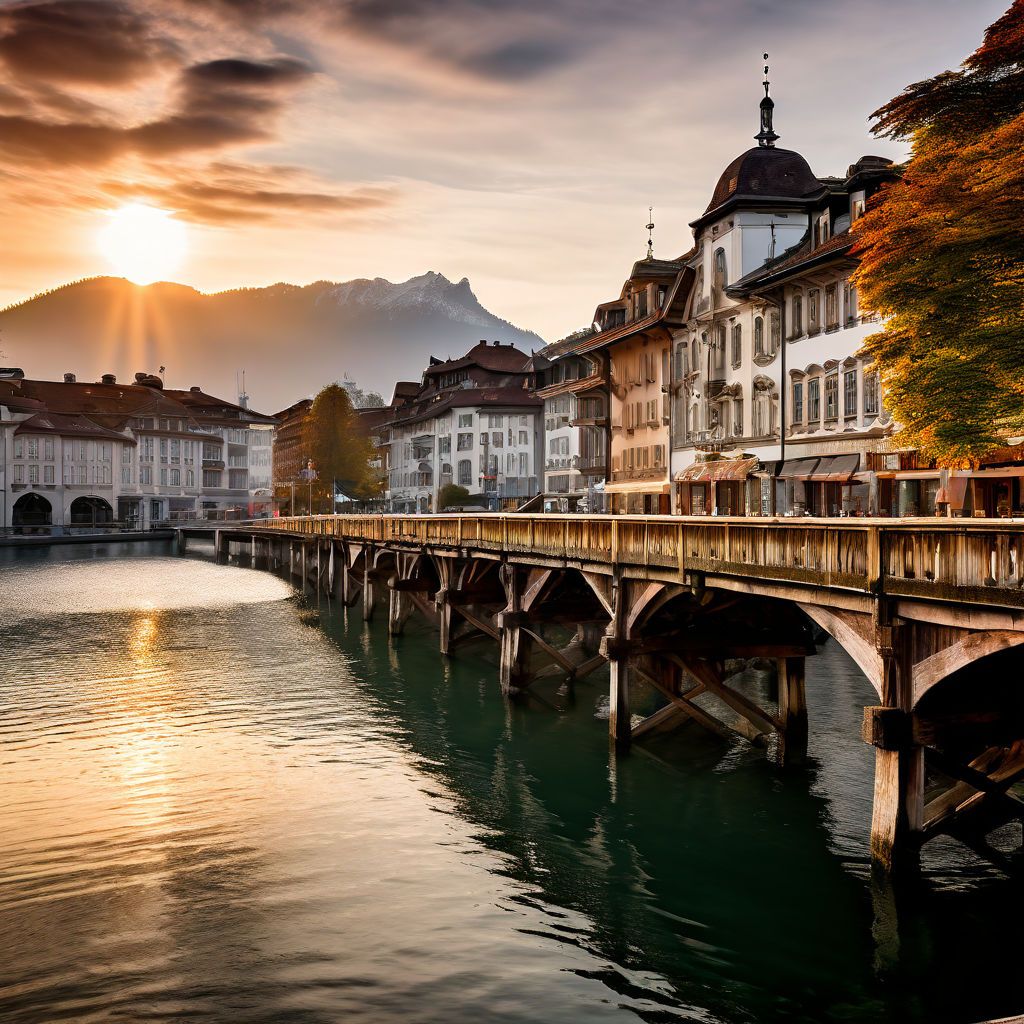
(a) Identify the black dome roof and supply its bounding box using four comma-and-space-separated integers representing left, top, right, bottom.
698, 146, 824, 223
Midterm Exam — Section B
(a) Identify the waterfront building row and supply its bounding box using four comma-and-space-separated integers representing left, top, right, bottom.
532, 78, 1024, 518
0, 369, 276, 530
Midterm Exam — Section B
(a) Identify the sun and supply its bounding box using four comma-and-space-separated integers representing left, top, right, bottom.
97, 203, 187, 285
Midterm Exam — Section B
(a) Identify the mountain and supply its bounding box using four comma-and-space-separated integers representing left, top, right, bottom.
0, 272, 545, 412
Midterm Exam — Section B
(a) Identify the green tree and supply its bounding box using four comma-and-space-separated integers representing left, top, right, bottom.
437, 483, 471, 510
302, 384, 379, 510
853, 1, 1024, 465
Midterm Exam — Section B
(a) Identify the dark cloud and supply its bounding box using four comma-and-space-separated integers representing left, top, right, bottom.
0, 0, 179, 86
0, 56, 314, 166
458, 39, 574, 82
101, 171, 393, 223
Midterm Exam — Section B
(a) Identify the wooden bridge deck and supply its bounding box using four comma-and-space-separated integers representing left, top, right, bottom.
182, 514, 1024, 873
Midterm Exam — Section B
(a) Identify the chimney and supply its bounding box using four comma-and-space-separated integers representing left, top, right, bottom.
491, 340, 499, 346
190, 385, 202, 392
64, 372, 76, 383
100, 373, 116, 385
135, 372, 147, 382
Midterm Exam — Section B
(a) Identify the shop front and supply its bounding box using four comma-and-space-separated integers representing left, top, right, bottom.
674, 457, 758, 516
605, 480, 671, 515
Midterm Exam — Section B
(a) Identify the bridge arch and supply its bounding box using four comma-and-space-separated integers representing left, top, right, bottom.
913, 630, 1024, 707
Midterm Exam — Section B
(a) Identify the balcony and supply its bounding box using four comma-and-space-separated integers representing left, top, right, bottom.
202, 459, 225, 469
570, 415, 608, 428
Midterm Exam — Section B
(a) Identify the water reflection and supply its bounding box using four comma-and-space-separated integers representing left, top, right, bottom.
0, 544, 1021, 1024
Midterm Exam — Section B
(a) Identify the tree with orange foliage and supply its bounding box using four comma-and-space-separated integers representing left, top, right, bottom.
853, 1, 1024, 465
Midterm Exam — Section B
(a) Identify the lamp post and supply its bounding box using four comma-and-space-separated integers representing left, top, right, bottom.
299, 460, 318, 515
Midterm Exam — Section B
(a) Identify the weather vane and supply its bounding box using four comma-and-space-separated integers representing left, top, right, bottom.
763, 52, 770, 97
756, 51, 779, 147
646, 206, 655, 260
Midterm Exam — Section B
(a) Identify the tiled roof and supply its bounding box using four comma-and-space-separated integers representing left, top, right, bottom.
425, 341, 531, 376
14, 411, 133, 442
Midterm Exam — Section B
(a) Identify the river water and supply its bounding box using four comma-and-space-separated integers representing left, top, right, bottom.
0, 541, 1021, 1024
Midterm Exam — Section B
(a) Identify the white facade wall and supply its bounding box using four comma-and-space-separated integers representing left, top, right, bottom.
387, 407, 541, 511
1, 412, 277, 530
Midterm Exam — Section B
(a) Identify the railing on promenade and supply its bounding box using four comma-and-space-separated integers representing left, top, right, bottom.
241, 514, 1024, 610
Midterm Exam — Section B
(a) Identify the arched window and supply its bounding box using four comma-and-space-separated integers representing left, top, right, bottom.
713, 248, 727, 297
674, 342, 687, 380
754, 316, 765, 357
731, 323, 742, 368
769, 310, 781, 353
457, 459, 472, 486
792, 293, 803, 336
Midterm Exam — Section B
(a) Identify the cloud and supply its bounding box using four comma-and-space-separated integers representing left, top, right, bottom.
0, 0, 179, 86
0, 56, 315, 166
101, 167, 394, 223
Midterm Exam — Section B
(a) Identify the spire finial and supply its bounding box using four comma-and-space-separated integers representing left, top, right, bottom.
645, 206, 655, 260
755, 51, 779, 148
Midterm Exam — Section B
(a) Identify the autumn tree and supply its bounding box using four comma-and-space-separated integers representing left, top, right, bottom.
853, 1, 1024, 465
302, 383, 379, 511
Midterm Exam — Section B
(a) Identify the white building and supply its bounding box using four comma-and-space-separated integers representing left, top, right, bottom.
0, 370, 277, 531
669, 80, 897, 516
383, 341, 542, 512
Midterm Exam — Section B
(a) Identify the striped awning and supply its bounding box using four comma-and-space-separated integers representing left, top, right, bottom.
675, 457, 758, 483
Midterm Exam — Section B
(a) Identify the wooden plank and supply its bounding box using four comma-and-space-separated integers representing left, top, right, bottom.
458, 606, 500, 640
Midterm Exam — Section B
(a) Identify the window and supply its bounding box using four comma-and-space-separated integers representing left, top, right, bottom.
28, 465, 39, 484
844, 370, 858, 417
825, 284, 839, 328
121, 466, 132, 486
713, 248, 727, 298
202, 442, 221, 461
170, 439, 180, 462
170, 468, 181, 486
458, 414, 472, 428
518, 430, 528, 445
202, 470, 221, 487
491, 431, 503, 448
808, 378, 821, 421
26, 437, 39, 459
140, 466, 152, 485
844, 282, 858, 323
457, 432, 473, 451
100, 443, 111, 462
141, 437, 154, 461
160, 467, 168, 485
549, 436, 569, 456
488, 415, 503, 428
636, 290, 647, 318
732, 399, 743, 436
519, 452, 528, 475
439, 436, 451, 455
186, 469, 195, 487
864, 373, 880, 415
458, 460, 472, 486
43, 465, 54, 484
769, 310, 780, 353
160, 438, 168, 463
122, 446, 132, 464
793, 382, 804, 423
792, 293, 803, 336
731, 324, 742, 368
825, 374, 839, 419
44, 439, 53, 461
754, 316, 765, 357
506, 453, 515, 474
13, 465, 23, 483
808, 289, 820, 333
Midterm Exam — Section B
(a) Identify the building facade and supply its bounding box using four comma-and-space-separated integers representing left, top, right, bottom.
531, 341, 608, 511
0, 370, 276, 531
382, 341, 542, 512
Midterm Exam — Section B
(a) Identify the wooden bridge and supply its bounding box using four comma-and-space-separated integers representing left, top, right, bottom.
179, 514, 1024, 873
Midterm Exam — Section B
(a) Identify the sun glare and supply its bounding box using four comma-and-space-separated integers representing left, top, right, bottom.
98, 203, 187, 285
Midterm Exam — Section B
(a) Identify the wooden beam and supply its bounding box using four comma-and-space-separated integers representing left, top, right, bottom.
520, 627, 578, 675
669, 655, 781, 736
633, 663, 750, 744
913, 630, 1024, 706
457, 606, 500, 640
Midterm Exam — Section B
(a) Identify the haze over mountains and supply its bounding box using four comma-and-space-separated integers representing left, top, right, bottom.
0, 273, 545, 411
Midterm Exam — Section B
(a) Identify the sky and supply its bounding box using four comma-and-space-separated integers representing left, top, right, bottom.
0, 0, 1009, 344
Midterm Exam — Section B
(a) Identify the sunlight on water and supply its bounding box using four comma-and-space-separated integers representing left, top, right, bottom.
0, 546, 1021, 1024
0, 556, 291, 623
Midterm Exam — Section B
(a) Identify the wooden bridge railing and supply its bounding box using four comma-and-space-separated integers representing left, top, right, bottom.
236, 514, 1024, 611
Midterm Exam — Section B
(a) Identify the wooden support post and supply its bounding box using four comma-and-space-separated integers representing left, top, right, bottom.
606, 576, 631, 751
250, 536, 258, 569
777, 656, 808, 765
331, 544, 345, 602
214, 529, 226, 564
866, 610, 923, 873
437, 587, 453, 655
301, 542, 311, 597
362, 558, 376, 622
176, 529, 187, 556
498, 564, 526, 696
